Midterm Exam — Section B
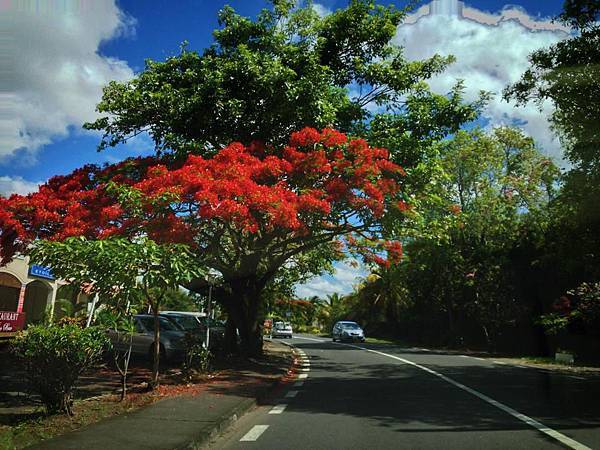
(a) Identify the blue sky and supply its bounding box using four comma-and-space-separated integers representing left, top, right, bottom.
1, 0, 568, 297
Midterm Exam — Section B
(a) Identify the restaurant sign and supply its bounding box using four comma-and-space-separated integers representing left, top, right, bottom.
0, 311, 26, 332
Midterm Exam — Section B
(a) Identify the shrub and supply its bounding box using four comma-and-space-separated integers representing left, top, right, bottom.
182, 332, 211, 379
11, 323, 109, 415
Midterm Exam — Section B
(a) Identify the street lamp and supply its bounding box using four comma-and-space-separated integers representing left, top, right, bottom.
205, 281, 212, 349
203, 269, 220, 350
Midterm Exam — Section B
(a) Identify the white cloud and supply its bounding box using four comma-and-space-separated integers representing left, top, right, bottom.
312, 3, 332, 18
295, 259, 366, 299
0, 1, 134, 162
396, 1, 570, 164
0, 176, 41, 196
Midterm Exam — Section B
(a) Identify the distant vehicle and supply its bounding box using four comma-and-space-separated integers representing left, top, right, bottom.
107, 314, 186, 361
332, 321, 365, 342
272, 321, 293, 339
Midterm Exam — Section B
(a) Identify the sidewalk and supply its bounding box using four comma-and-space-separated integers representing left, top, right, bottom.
28, 340, 294, 450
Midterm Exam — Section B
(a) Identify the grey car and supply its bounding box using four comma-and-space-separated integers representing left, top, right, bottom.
107, 314, 186, 361
332, 321, 365, 342
160, 312, 225, 349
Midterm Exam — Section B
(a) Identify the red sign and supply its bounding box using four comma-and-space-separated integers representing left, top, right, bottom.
0, 311, 26, 333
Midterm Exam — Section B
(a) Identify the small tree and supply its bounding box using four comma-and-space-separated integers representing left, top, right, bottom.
30, 237, 205, 387
96, 307, 137, 400
11, 323, 108, 415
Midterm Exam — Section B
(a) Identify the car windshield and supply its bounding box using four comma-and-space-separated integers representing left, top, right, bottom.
138, 317, 180, 332
199, 317, 224, 327
170, 316, 200, 330
341, 323, 361, 330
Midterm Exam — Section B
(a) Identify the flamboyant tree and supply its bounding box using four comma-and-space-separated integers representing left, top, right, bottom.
0, 128, 405, 355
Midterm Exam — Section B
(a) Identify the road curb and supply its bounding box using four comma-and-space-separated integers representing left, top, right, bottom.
191, 341, 297, 450
188, 396, 257, 450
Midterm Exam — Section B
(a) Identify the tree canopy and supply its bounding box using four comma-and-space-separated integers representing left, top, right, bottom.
83, 0, 480, 159
0, 127, 405, 354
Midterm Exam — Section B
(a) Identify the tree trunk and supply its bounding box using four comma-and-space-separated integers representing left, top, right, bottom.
222, 277, 266, 357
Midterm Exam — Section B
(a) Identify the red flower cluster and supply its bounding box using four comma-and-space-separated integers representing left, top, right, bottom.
345, 236, 404, 268
0, 128, 405, 264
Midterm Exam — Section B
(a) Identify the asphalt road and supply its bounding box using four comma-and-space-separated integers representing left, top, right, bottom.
212, 335, 600, 450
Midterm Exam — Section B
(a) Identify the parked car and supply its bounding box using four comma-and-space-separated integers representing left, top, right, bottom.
332, 321, 365, 342
160, 311, 225, 349
107, 314, 186, 361
272, 321, 293, 339
161, 311, 206, 333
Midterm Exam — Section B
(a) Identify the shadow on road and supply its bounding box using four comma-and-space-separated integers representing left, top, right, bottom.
275, 340, 600, 445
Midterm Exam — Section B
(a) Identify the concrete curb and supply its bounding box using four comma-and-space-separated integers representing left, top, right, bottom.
187, 396, 257, 450
188, 342, 298, 450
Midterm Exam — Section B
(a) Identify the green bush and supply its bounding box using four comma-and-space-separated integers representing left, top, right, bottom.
11, 323, 109, 415
182, 332, 211, 379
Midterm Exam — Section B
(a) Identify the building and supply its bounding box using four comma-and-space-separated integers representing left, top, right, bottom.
0, 255, 65, 335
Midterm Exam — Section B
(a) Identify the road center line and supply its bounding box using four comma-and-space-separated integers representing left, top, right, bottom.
344, 343, 592, 450
268, 404, 288, 414
240, 425, 269, 441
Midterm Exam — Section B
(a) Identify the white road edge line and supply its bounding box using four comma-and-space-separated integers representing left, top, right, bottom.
460, 355, 485, 361
344, 343, 592, 450
268, 404, 288, 414
285, 390, 299, 398
293, 336, 326, 342
240, 425, 269, 441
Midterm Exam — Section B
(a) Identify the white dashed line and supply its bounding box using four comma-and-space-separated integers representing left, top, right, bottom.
240, 425, 269, 441
344, 343, 592, 450
298, 367, 310, 372
268, 404, 288, 414
294, 380, 305, 387
298, 373, 308, 379
285, 390, 299, 398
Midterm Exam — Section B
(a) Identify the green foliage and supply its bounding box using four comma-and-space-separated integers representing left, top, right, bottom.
539, 282, 600, 336
30, 237, 204, 309
345, 127, 561, 349
161, 289, 200, 312
537, 313, 570, 335
505, 1, 600, 179
30, 237, 206, 385
182, 332, 212, 378
11, 324, 108, 415
83, 0, 481, 157
558, 0, 600, 30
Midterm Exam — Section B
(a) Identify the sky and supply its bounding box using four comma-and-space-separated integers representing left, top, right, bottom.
0, 0, 568, 298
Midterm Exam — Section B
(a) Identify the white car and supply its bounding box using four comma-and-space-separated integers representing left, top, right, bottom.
332, 321, 365, 342
272, 321, 293, 339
